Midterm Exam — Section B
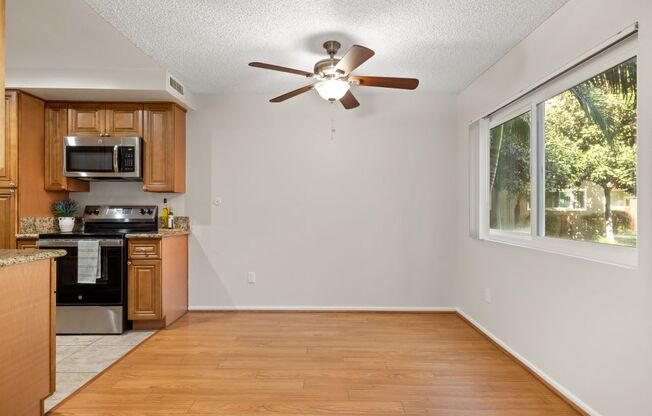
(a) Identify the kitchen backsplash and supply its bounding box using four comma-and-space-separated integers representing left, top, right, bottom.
70, 182, 186, 215
20, 217, 59, 234
162, 216, 190, 231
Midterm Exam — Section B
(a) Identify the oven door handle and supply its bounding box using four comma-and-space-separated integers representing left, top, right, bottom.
113, 145, 120, 172
36, 239, 124, 248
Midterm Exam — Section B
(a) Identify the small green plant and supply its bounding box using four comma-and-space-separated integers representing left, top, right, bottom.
52, 200, 78, 217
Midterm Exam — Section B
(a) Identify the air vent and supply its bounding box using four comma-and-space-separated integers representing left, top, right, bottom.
168, 75, 184, 95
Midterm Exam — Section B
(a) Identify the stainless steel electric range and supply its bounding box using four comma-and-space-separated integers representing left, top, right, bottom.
37, 205, 158, 334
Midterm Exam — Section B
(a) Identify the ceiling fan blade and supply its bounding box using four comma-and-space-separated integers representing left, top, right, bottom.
249, 62, 313, 77
270, 84, 316, 102
340, 90, 360, 110
350, 76, 419, 90
334, 45, 375, 74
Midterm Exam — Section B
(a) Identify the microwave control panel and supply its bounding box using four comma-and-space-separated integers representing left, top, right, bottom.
120, 147, 136, 172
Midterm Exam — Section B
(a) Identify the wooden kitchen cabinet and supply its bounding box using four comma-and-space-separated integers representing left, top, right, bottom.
17, 238, 38, 249
0, 0, 5, 192
68, 103, 104, 137
0, 256, 58, 416
44, 101, 185, 193
128, 239, 161, 259
0, 188, 17, 249
128, 259, 162, 320
105, 103, 143, 136
1, 91, 17, 188
68, 103, 143, 137
2, 92, 72, 248
127, 235, 188, 329
143, 104, 186, 192
44, 103, 89, 192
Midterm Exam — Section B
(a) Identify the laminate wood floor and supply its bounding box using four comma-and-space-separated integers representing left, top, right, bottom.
48, 312, 580, 416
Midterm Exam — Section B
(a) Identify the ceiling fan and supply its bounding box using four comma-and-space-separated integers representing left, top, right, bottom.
249, 40, 419, 110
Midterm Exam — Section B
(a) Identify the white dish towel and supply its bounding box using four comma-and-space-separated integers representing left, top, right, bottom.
77, 240, 100, 284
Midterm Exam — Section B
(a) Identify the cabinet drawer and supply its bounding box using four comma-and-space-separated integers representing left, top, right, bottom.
17, 239, 38, 249
128, 240, 161, 259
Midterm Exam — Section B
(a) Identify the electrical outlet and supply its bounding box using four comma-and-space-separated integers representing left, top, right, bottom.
248, 272, 256, 284
484, 288, 492, 303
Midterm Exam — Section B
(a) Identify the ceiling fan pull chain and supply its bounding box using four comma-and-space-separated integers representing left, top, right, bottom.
330, 102, 336, 140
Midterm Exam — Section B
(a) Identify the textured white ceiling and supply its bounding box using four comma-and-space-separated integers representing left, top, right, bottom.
82, 0, 568, 94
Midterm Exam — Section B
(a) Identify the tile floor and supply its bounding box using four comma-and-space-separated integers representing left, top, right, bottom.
44, 330, 155, 412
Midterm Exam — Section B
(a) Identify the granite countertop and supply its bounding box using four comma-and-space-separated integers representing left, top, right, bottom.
125, 229, 190, 239
16, 230, 190, 240
0, 249, 67, 267
16, 233, 39, 240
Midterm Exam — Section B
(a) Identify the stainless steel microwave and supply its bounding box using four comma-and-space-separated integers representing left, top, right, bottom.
63, 136, 142, 180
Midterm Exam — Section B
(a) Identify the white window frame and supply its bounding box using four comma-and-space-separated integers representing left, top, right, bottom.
479, 35, 638, 268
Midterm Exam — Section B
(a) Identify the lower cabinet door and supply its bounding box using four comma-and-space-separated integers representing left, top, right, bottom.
0, 189, 17, 249
128, 259, 162, 320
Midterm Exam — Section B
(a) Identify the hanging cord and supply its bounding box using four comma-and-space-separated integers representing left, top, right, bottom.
329, 101, 336, 140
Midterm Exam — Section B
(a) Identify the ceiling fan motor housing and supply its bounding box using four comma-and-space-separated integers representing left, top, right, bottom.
314, 58, 344, 79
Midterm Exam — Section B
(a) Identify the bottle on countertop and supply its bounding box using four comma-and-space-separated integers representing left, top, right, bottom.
168, 208, 175, 229
161, 198, 169, 229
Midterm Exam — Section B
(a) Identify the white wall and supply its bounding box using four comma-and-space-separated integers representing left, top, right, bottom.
185, 93, 457, 309
456, 1, 652, 415
72, 93, 458, 310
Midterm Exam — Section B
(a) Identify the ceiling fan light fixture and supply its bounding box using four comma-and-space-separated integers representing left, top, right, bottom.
315, 79, 350, 101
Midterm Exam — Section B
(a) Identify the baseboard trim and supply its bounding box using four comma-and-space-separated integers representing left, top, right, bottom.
188, 305, 457, 312
455, 308, 597, 416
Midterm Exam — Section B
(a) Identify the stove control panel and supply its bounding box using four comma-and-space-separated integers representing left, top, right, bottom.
82, 205, 158, 222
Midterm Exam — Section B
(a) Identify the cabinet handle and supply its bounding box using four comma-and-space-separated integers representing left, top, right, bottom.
127, 261, 132, 265
8, 182, 16, 188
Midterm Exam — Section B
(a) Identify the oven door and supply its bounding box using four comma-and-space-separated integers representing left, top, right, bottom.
37, 239, 125, 305
63, 136, 141, 179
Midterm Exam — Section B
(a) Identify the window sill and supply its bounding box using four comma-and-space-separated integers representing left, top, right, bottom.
482, 232, 638, 269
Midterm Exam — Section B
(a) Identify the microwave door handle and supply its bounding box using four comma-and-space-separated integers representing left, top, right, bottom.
113, 145, 119, 172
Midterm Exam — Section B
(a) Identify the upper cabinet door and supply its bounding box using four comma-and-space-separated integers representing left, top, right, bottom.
68, 103, 105, 137
142, 104, 186, 193
105, 104, 143, 137
143, 104, 175, 192
44, 103, 89, 192
0, 92, 18, 188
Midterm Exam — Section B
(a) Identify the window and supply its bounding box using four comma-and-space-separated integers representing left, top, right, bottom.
489, 112, 530, 233
478, 35, 638, 266
541, 57, 637, 247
